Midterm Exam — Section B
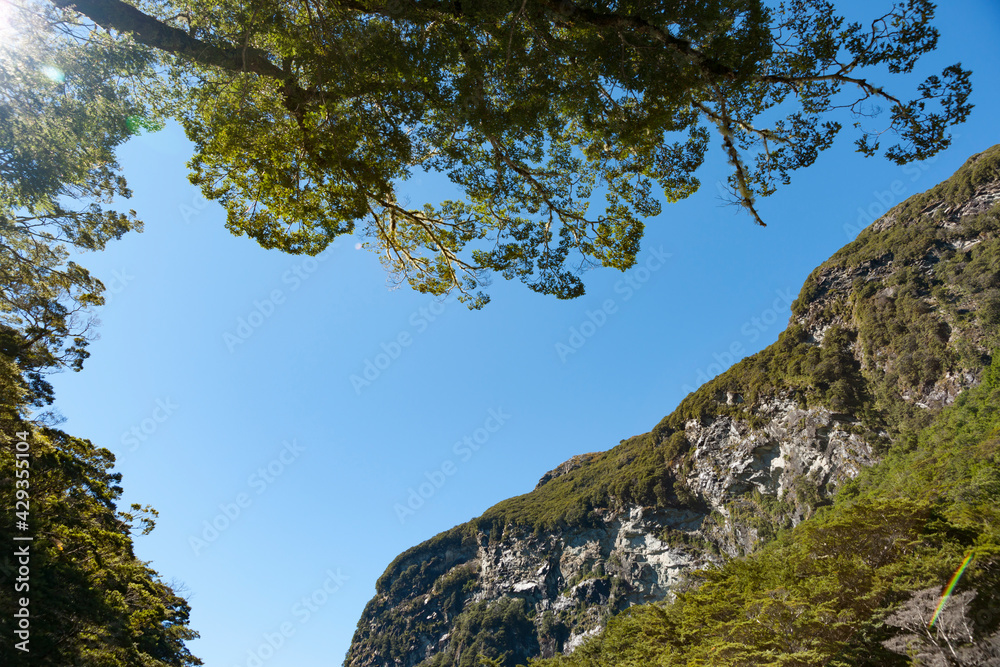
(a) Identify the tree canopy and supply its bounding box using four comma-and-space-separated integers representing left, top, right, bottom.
17, 0, 974, 308
0, 7, 200, 663
0, 326, 202, 665
1, 0, 161, 373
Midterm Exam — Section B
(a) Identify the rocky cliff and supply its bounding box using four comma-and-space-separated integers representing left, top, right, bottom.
345, 146, 1000, 667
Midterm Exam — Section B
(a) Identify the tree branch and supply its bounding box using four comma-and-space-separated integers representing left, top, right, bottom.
535, 0, 736, 79
51, 0, 294, 82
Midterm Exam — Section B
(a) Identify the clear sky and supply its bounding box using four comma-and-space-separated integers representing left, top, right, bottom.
46, 2, 1000, 666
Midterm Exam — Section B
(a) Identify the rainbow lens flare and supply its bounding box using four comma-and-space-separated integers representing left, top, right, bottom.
928, 552, 974, 629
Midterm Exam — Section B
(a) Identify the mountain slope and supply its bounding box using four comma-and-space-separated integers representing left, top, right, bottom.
533, 351, 1000, 665
344, 145, 1000, 667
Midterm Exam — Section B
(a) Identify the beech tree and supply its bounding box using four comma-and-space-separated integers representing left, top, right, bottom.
40, 0, 973, 306
1, 0, 159, 372
0, 336, 202, 665
0, 12, 199, 664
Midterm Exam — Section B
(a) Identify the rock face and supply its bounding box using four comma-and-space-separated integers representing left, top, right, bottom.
345, 147, 1000, 667
349, 505, 711, 666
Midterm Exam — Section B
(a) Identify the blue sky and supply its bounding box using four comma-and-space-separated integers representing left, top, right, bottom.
46, 2, 1000, 665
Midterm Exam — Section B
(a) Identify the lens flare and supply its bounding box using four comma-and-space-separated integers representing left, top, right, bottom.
41, 65, 65, 83
928, 552, 974, 629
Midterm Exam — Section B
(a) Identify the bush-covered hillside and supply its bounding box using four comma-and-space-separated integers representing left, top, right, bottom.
531, 352, 1000, 666
444, 146, 1000, 538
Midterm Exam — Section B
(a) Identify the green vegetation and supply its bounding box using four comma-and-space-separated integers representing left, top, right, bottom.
29, 0, 972, 305
366, 149, 1000, 593
667, 321, 873, 427
530, 353, 1000, 666
1, 1, 993, 664
656, 526, 714, 554
376, 527, 478, 600
425, 598, 539, 667
704, 489, 796, 547
350, 527, 480, 664
824, 146, 1000, 272
0, 327, 201, 665
476, 437, 674, 534
0, 1, 160, 374
561, 564, 609, 595
434, 562, 480, 597
892, 145, 1000, 226
0, 6, 198, 663
468, 150, 1000, 532
672, 147, 1000, 446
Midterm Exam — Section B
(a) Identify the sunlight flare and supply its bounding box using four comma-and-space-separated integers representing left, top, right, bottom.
928, 552, 975, 629
0, 0, 19, 43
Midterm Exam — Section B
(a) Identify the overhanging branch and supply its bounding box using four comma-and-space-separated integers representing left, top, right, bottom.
52, 0, 293, 82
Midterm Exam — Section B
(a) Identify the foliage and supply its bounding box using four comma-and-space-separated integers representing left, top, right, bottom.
365, 150, 1000, 543
348, 526, 480, 664
0, 7, 198, 662
376, 526, 478, 599
474, 430, 679, 533
355, 150, 1000, 666
827, 145, 1000, 270
433, 562, 480, 597
433, 562, 482, 616
1, 0, 160, 373
674, 146, 1000, 444
666, 321, 874, 429
529, 353, 1000, 666
425, 598, 539, 667
0, 328, 201, 665
892, 144, 1000, 223
44, 0, 973, 306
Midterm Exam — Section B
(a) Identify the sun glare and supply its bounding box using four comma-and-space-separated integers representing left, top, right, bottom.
0, 0, 21, 50
0, 0, 18, 44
